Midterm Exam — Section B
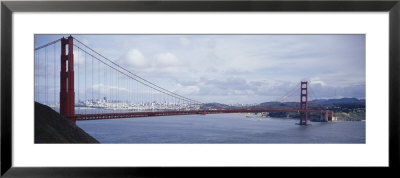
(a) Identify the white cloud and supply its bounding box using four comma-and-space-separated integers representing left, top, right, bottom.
73, 49, 86, 67
119, 49, 147, 68
175, 83, 200, 95
36, 34, 366, 104
309, 77, 326, 86
155, 52, 179, 65
179, 37, 190, 46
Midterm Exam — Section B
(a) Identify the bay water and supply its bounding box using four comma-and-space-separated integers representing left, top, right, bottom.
76, 113, 365, 144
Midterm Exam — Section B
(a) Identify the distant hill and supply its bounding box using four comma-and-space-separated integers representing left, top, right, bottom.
200, 102, 232, 109
260, 98, 365, 105
199, 98, 365, 121
256, 97, 366, 121
257, 102, 299, 109
257, 98, 365, 110
35, 102, 99, 143
309, 98, 365, 104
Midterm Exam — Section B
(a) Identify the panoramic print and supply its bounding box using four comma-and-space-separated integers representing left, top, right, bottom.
34, 34, 366, 143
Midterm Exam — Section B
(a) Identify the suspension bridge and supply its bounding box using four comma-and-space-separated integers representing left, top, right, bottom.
34, 35, 333, 126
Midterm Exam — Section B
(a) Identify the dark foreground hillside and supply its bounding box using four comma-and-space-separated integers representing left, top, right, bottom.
35, 102, 99, 143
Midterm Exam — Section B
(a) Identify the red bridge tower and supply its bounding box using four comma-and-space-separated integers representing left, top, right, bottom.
60, 36, 75, 124
299, 81, 309, 125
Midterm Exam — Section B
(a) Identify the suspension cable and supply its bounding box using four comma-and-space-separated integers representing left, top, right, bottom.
34, 38, 62, 51
73, 44, 201, 105
273, 83, 298, 102
308, 85, 318, 101
73, 37, 202, 105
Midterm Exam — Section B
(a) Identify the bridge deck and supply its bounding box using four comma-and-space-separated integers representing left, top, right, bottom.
75, 109, 333, 120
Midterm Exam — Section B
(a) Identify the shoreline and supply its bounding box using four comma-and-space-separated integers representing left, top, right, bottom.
234, 112, 365, 122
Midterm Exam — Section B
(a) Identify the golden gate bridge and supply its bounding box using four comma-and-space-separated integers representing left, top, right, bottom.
34, 35, 333, 126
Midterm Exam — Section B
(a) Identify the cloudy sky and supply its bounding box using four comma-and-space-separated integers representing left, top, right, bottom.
35, 34, 365, 104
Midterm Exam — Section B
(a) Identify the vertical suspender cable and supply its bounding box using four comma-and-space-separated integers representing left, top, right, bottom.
53, 44, 56, 108
90, 56, 94, 114
77, 47, 80, 114
110, 66, 112, 113
164, 93, 166, 110
110, 69, 115, 113
131, 78, 133, 108
112, 69, 114, 113
37, 50, 39, 102
136, 78, 138, 111
117, 70, 119, 113
95, 54, 98, 114
104, 58, 107, 114
115, 67, 117, 113
113, 65, 117, 112
117, 71, 119, 113
41, 49, 43, 103
34, 51, 37, 101
39, 49, 41, 103
111, 68, 113, 113
126, 76, 128, 111
108, 65, 110, 113
45, 46, 48, 104
35, 50, 37, 102
85, 52, 87, 114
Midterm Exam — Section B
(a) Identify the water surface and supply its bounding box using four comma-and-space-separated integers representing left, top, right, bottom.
77, 113, 365, 143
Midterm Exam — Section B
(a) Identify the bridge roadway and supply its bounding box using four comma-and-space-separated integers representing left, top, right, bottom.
75, 109, 333, 121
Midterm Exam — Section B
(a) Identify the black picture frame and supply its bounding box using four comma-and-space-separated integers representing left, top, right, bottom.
1, 0, 399, 177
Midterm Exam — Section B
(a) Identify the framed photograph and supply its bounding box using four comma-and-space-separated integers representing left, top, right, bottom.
2, 0, 399, 176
